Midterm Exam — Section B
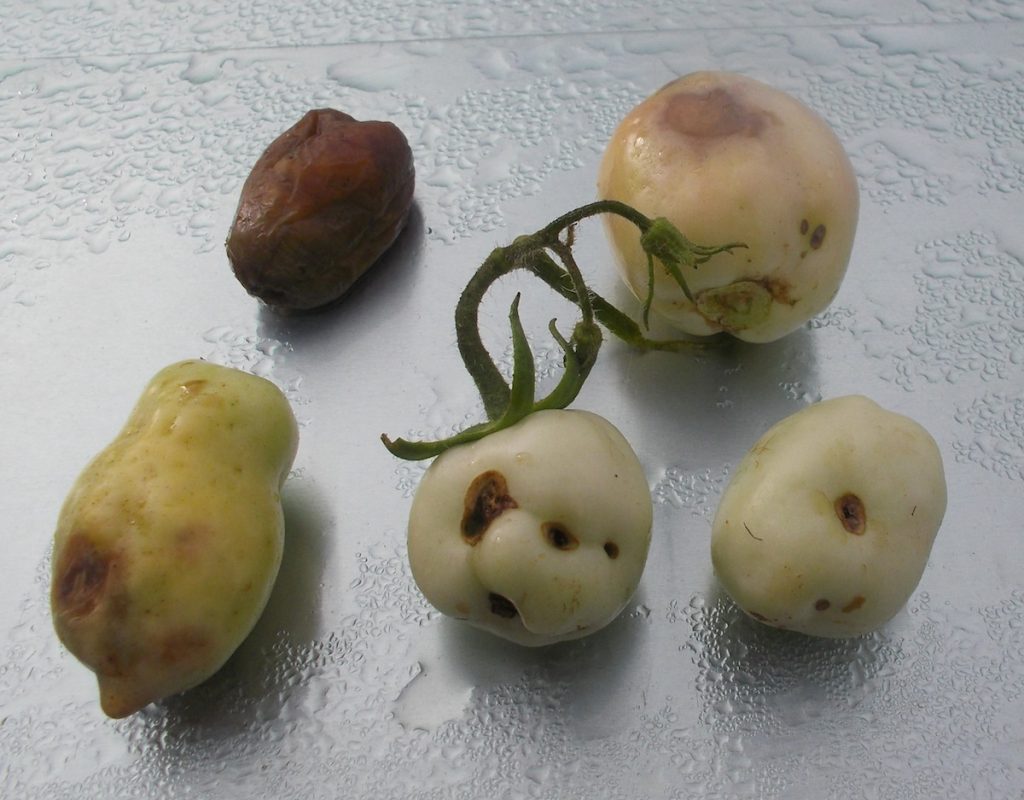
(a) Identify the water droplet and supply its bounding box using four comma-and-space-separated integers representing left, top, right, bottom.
180, 54, 222, 85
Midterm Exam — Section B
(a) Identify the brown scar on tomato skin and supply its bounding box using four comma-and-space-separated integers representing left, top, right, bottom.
661, 86, 775, 140
703, 276, 797, 308
462, 471, 518, 544
175, 524, 211, 563
748, 610, 770, 622
160, 628, 211, 666
542, 522, 579, 551
842, 596, 866, 613
54, 533, 115, 619
92, 591, 141, 679
835, 493, 867, 535
815, 599, 831, 611
766, 277, 797, 305
809, 224, 827, 250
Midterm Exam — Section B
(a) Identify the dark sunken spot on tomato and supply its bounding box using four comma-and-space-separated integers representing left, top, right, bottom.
489, 593, 518, 619
835, 493, 866, 535
543, 522, 579, 551
462, 471, 518, 544
662, 86, 773, 140
55, 534, 114, 619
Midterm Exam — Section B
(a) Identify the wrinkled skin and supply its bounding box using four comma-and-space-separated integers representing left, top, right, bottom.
51, 360, 299, 717
227, 108, 415, 311
711, 396, 946, 638
598, 71, 859, 343
407, 410, 653, 646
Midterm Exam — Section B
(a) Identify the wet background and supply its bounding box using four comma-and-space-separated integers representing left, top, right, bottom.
2, 1, 1023, 797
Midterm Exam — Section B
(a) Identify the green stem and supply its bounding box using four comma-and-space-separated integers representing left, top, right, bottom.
454, 246, 515, 421
536, 199, 653, 242
525, 252, 713, 354
546, 238, 594, 327
532, 319, 601, 412
383, 295, 537, 460
383, 200, 745, 460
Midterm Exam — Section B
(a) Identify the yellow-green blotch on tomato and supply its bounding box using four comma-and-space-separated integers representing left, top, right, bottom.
50, 360, 299, 717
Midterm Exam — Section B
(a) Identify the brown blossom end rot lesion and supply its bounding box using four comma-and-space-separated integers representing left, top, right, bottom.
461, 470, 518, 545
835, 493, 866, 535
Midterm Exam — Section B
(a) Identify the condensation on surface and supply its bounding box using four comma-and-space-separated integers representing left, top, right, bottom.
201, 323, 309, 421
4, 23, 1022, 299
7, 540, 1023, 799
953, 390, 1024, 482
652, 465, 733, 519
848, 230, 1024, 390
0, 41, 633, 316
799, 27, 1024, 204
4, 0, 1023, 60
3, 1, 1023, 798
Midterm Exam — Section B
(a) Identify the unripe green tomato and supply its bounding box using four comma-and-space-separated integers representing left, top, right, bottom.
51, 360, 298, 717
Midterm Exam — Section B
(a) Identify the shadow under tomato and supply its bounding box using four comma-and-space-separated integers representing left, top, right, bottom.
433, 590, 653, 739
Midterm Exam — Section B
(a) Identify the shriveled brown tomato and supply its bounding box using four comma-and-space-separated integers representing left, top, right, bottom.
226, 108, 415, 311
